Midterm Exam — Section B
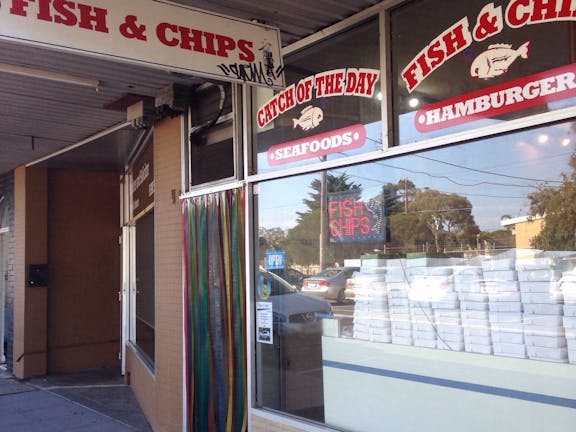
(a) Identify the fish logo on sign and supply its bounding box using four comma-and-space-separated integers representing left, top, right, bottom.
470, 41, 530, 79
293, 106, 324, 131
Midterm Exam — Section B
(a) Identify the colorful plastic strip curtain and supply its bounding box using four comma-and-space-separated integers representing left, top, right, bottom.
182, 188, 246, 432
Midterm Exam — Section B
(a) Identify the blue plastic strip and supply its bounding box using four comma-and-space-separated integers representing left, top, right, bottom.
323, 360, 576, 409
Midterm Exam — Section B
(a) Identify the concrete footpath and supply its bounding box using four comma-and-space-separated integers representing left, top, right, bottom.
0, 366, 153, 431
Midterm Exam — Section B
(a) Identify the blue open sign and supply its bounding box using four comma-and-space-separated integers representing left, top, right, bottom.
265, 250, 286, 270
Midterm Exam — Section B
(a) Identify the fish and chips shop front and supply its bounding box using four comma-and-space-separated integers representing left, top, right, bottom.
245, 1, 576, 431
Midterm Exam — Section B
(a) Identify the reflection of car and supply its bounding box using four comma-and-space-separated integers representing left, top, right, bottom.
259, 269, 333, 333
269, 267, 307, 290
301, 267, 360, 303
344, 271, 361, 302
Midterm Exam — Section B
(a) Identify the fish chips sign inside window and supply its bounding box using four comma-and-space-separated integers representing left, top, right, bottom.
402, 1, 576, 132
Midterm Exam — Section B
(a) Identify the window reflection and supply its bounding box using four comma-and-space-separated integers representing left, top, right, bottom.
256, 119, 576, 424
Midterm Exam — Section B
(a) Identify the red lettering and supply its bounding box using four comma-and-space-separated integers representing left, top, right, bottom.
53, 0, 77, 27
532, 0, 559, 21
360, 217, 371, 235
179, 27, 205, 53
443, 22, 469, 57
37, 0, 52, 21
77, 4, 108, 33
156, 23, 179, 47
9, 0, 29, 17
345, 69, 359, 94
215, 34, 236, 57
238, 39, 255, 62
427, 40, 445, 69
506, 0, 531, 27
204, 32, 218, 56
402, 62, 421, 92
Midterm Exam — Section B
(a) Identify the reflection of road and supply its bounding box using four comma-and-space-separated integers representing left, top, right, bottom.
331, 301, 354, 318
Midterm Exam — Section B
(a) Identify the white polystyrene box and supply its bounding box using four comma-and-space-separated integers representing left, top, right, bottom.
515, 257, 558, 270
483, 270, 518, 281
454, 279, 484, 293
521, 292, 563, 304
435, 316, 461, 326
523, 303, 564, 315
389, 312, 411, 322
488, 292, 521, 302
569, 349, 576, 364
391, 328, 412, 339
525, 335, 567, 348
388, 297, 410, 308
489, 311, 523, 323
437, 324, 462, 335
493, 342, 527, 358
413, 323, 436, 333
387, 282, 410, 293
463, 326, 491, 337
371, 333, 392, 344
489, 302, 522, 312
524, 325, 565, 337
370, 319, 392, 329
458, 292, 488, 302
519, 281, 560, 293
461, 310, 490, 320
524, 314, 564, 327
453, 266, 483, 277
431, 299, 460, 309
460, 301, 489, 311
353, 330, 370, 340
518, 269, 562, 282
434, 308, 461, 317
409, 300, 432, 309
385, 266, 408, 283
526, 346, 568, 362
462, 316, 491, 328
482, 258, 515, 271
491, 331, 524, 344
391, 321, 412, 331
564, 316, 576, 329
565, 305, 576, 317
408, 266, 453, 276
463, 334, 492, 345
484, 281, 520, 293
465, 343, 493, 355
491, 322, 523, 333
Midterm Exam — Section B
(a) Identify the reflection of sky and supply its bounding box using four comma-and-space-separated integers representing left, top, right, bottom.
259, 119, 576, 233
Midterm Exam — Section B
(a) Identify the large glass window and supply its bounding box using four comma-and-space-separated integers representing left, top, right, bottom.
253, 18, 382, 174
391, 0, 576, 145
255, 119, 576, 429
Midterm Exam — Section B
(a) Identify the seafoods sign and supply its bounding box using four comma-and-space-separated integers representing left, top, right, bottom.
0, 0, 284, 88
404, 0, 576, 131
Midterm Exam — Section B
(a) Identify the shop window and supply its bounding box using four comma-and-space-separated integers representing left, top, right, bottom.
391, 0, 576, 145
254, 119, 576, 429
188, 83, 236, 186
135, 209, 155, 364
252, 18, 382, 174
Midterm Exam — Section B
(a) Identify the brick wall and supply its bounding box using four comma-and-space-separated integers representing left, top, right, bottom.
0, 172, 14, 370
129, 115, 184, 431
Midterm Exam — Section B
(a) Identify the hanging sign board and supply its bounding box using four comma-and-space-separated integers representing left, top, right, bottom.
0, 0, 284, 89
132, 143, 154, 217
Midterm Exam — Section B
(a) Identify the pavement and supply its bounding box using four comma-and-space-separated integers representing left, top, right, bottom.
0, 365, 153, 431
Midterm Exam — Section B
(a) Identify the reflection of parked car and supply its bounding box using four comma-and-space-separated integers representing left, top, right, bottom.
259, 269, 333, 334
344, 271, 361, 302
269, 267, 307, 290
301, 267, 360, 303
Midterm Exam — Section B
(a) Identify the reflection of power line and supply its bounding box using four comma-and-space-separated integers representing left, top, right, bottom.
414, 154, 562, 184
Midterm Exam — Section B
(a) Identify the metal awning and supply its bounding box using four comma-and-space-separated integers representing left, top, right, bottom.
0, 0, 382, 175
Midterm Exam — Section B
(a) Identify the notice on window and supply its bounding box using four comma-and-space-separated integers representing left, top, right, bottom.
256, 302, 273, 344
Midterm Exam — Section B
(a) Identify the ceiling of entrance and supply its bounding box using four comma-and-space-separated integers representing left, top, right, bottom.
0, 0, 381, 176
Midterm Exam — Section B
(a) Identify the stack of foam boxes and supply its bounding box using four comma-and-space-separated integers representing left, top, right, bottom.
386, 260, 413, 346
455, 266, 492, 355
352, 262, 390, 343
518, 256, 567, 363
483, 253, 526, 359
560, 270, 576, 364
407, 261, 457, 349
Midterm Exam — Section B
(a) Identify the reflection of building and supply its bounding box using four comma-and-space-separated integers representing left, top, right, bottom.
501, 215, 545, 249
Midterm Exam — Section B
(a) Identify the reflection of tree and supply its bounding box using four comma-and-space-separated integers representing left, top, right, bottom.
529, 153, 576, 250
285, 173, 363, 266
390, 188, 480, 254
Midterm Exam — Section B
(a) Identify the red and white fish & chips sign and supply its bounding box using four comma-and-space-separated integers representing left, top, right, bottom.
0, 0, 284, 88
404, 0, 576, 131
